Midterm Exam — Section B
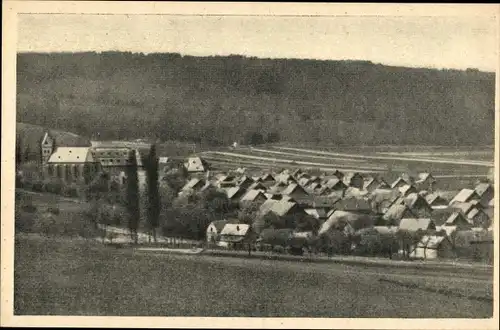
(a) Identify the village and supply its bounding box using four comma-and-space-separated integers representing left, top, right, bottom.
16, 130, 495, 264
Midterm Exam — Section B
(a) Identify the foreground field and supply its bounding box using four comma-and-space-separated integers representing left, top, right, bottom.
14, 235, 492, 317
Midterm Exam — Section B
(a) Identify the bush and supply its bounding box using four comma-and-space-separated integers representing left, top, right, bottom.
47, 206, 60, 215
31, 180, 44, 192
62, 184, 80, 198
43, 179, 63, 195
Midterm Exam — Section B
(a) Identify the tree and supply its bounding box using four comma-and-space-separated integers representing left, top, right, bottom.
145, 144, 160, 242
296, 214, 321, 234
245, 132, 264, 146
125, 150, 140, 244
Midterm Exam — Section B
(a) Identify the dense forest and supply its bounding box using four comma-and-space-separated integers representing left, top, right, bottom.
16, 52, 495, 146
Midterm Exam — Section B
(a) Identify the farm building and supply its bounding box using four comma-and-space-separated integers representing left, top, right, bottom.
218, 224, 254, 249
324, 178, 348, 191
247, 181, 267, 191
332, 170, 345, 180
449, 201, 477, 216
237, 175, 255, 189
180, 178, 206, 194
391, 177, 410, 189
206, 220, 229, 245
363, 177, 383, 192
260, 173, 276, 183
391, 193, 433, 218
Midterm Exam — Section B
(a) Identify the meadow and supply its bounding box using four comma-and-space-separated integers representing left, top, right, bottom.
14, 235, 492, 317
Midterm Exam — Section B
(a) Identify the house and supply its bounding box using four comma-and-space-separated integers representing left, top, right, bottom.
206, 220, 229, 244
394, 193, 433, 218
466, 208, 491, 229
320, 210, 377, 233
316, 186, 333, 196
343, 172, 364, 189
45, 147, 100, 184
343, 186, 369, 198
260, 173, 276, 184
474, 183, 494, 207
398, 184, 418, 197
239, 189, 268, 209
370, 188, 400, 213
415, 172, 436, 191
425, 193, 449, 208
332, 170, 345, 180
269, 200, 304, 217
298, 177, 311, 187
444, 212, 472, 230
180, 178, 206, 194
399, 217, 436, 233
247, 181, 267, 192
222, 186, 246, 201
217, 174, 238, 188
449, 188, 480, 205
363, 177, 380, 192
275, 173, 297, 185
391, 177, 410, 189
383, 204, 415, 226
449, 202, 477, 216
304, 208, 329, 221
292, 168, 304, 178
431, 207, 457, 226
411, 235, 455, 260
333, 197, 372, 214
90, 147, 139, 182
184, 156, 207, 173
377, 178, 391, 189
280, 183, 309, 200
324, 178, 348, 191
219, 224, 254, 249
237, 175, 254, 189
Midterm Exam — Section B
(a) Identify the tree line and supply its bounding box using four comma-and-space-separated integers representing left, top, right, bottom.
17, 52, 495, 146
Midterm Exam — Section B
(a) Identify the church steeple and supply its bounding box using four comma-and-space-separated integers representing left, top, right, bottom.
41, 131, 54, 164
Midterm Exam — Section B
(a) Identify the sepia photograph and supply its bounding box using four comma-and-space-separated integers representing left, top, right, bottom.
2, 1, 498, 328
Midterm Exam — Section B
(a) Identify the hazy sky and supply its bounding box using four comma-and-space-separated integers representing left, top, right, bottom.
17, 14, 497, 71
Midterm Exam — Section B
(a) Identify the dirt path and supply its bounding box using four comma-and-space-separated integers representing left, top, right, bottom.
274, 146, 494, 167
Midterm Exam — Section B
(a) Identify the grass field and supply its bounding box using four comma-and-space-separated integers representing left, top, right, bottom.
14, 235, 492, 317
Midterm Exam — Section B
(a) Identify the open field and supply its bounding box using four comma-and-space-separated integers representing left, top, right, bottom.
14, 235, 493, 317
200, 144, 493, 190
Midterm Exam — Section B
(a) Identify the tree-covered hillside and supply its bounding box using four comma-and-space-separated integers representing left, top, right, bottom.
16, 52, 495, 146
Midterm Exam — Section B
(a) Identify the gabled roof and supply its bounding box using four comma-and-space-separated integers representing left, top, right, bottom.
450, 189, 479, 205
416, 172, 435, 183
334, 197, 372, 213
240, 189, 267, 202
449, 202, 475, 215
298, 177, 311, 187
224, 186, 246, 199
220, 224, 251, 240
391, 177, 409, 189
247, 181, 267, 191
324, 178, 347, 190
259, 199, 279, 215
208, 220, 229, 233
41, 132, 54, 146
47, 147, 94, 163
488, 198, 494, 207
399, 218, 435, 232
184, 157, 206, 172
435, 225, 457, 237
425, 193, 449, 206
281, 183, 308, 196
343, 172, 364, 185
270, 200, 299, 217
383, 204, 415, 222
304, 208, 329, 220
398, 184, 417, 196
320, 210, 376, 234
475, 183, 493, 197
403, 193, 431, 210
466, 208, 488, 221
332, 170, 345, 179
445, 212, 470, 226
260, 173, 276, 182
237, 175, 254, 185
182, 178, 205, 191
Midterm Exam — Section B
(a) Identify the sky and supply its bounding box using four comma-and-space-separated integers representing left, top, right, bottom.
17, 14, 498, 72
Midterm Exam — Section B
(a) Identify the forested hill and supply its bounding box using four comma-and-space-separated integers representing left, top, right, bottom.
17, 52, 495, 146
